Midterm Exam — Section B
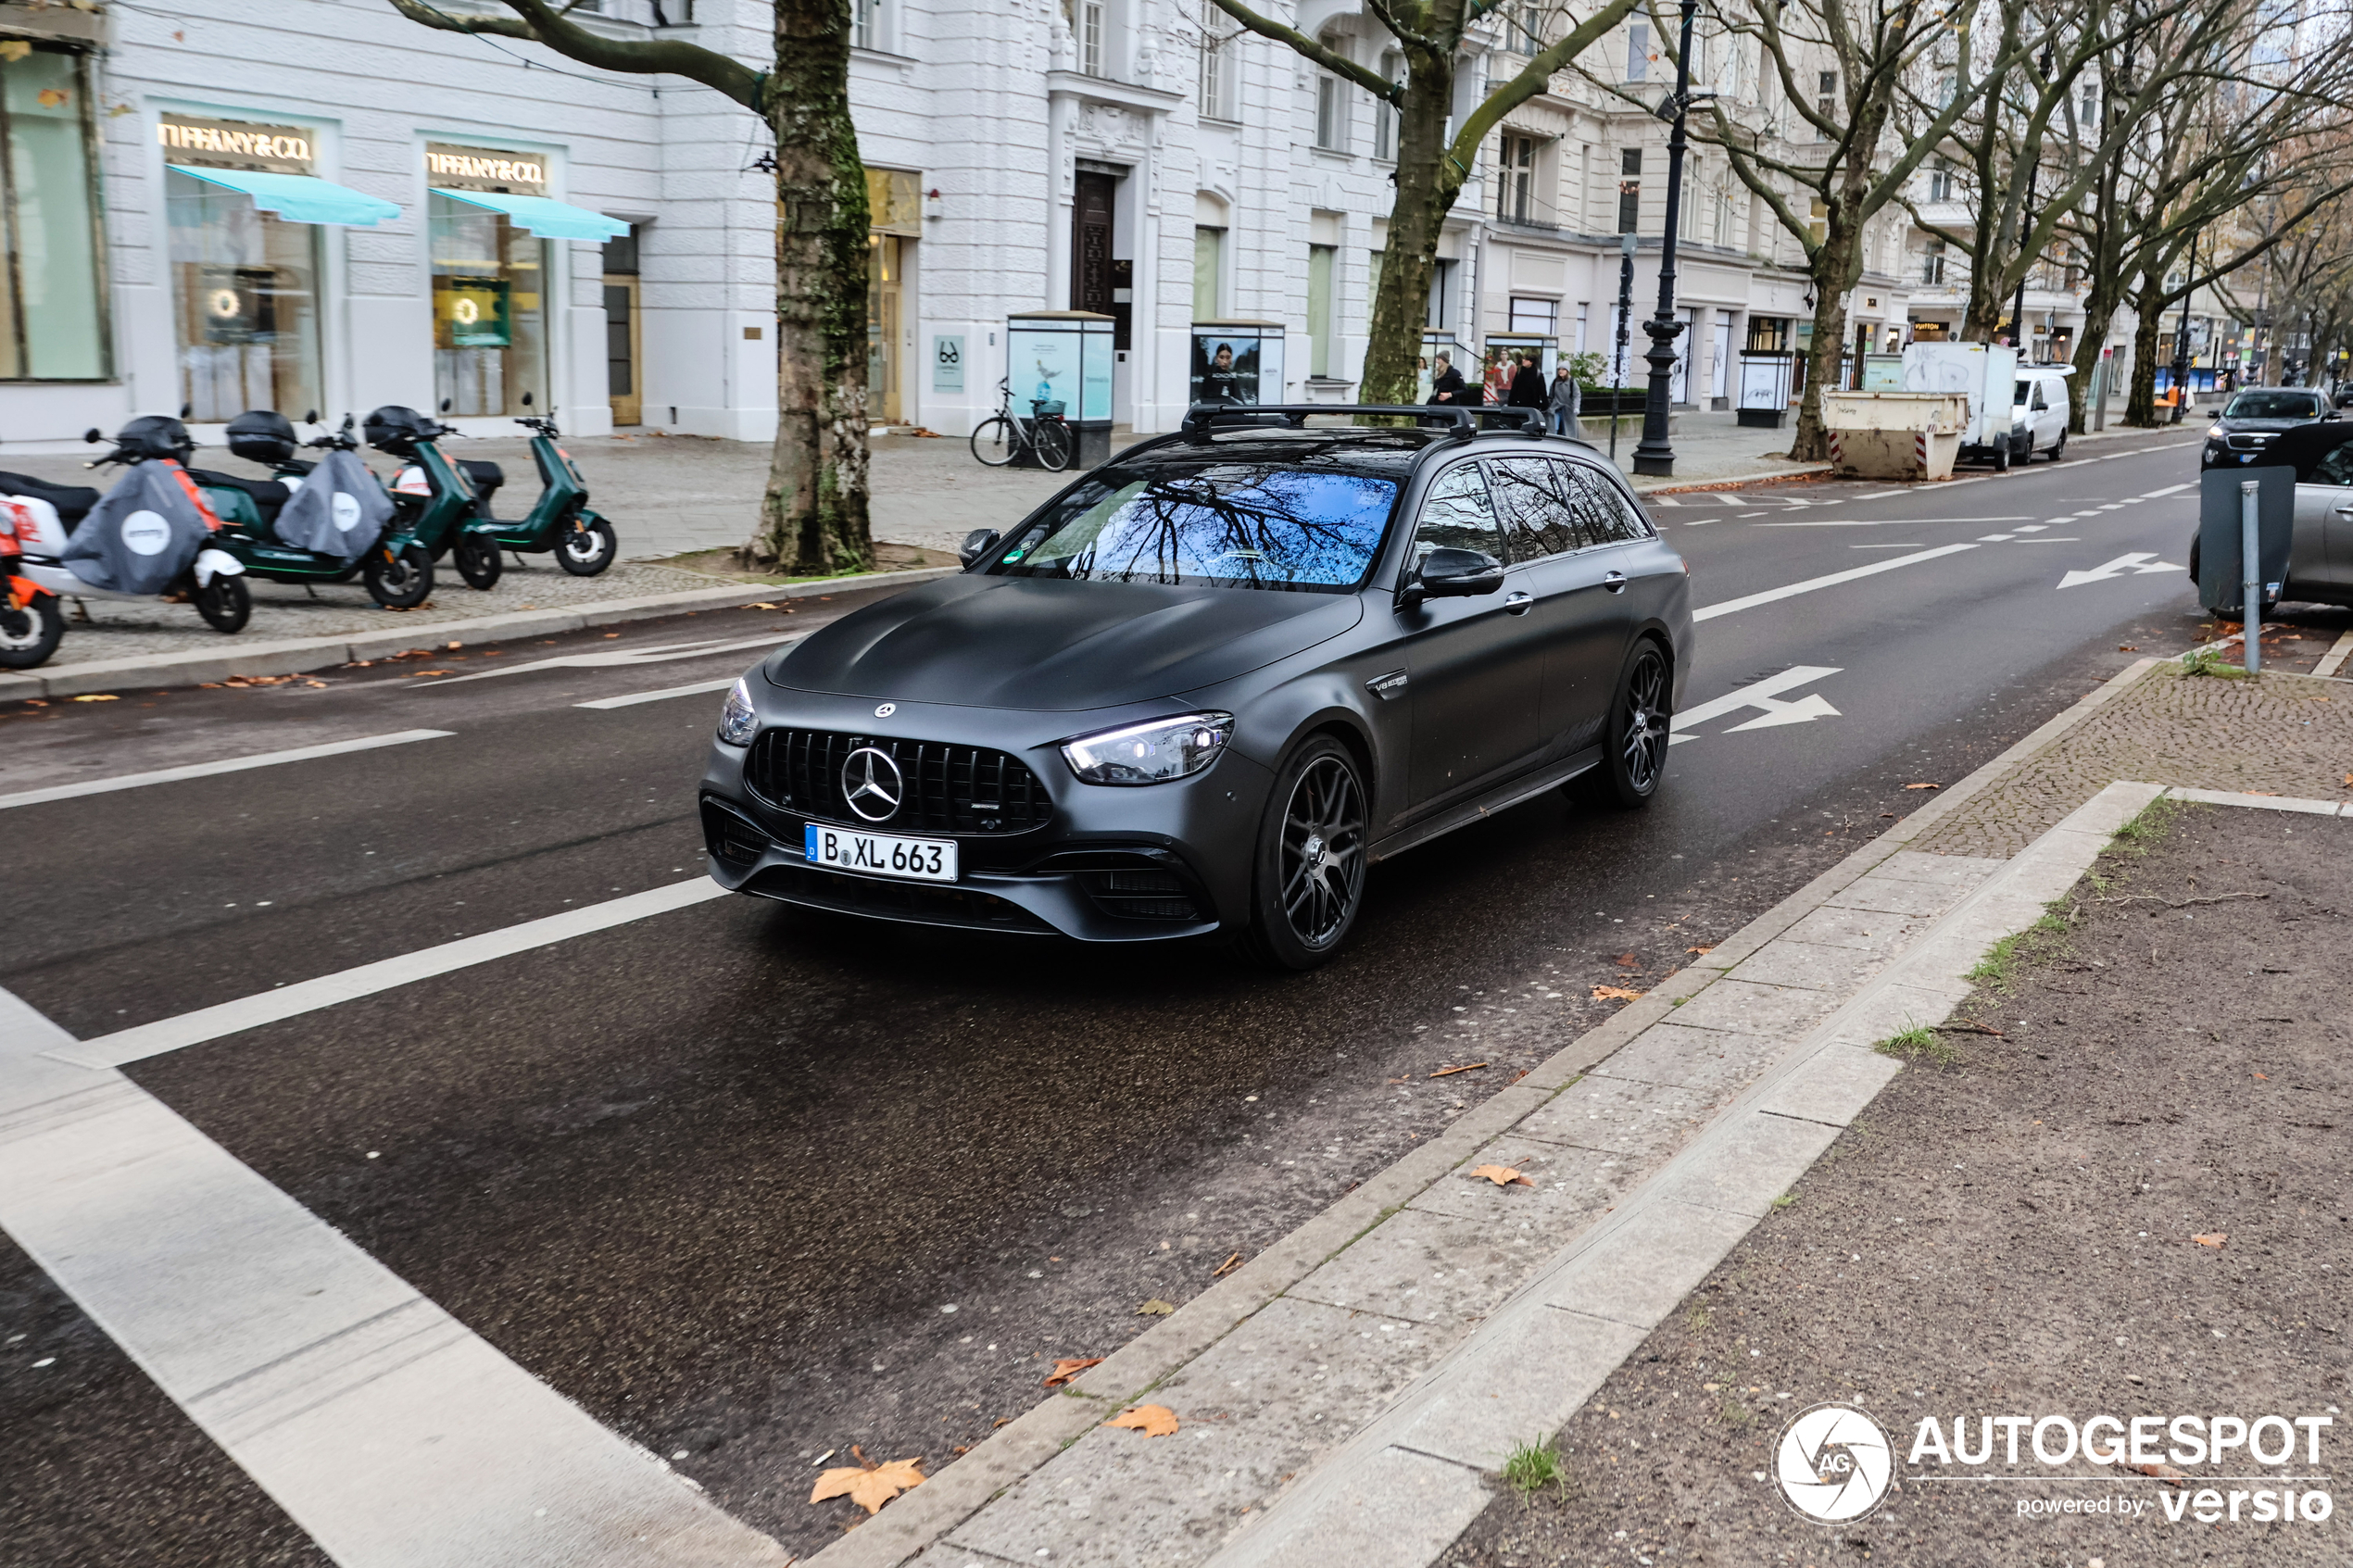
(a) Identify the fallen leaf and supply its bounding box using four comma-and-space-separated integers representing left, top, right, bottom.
71, 694, 118, 702
2254, 1072, 2270, 1081
748, 601, 780, 609
810, 1455, 925, 1515
1136, 1298, 1176, 1316
2130, 1461, 2189, 1486
1903, 782, 1940, 790
1615, 952, 1639, 967
1470, 1164, 1535, 1187
1106, 1405, 1179, 1437
2194, 1233, 2228, 1248
35, 87, 69, 108
445, 641, 462, 650
1212, 1251, 1243, 1278
603, 633, 621, 638
1591, 985, 1644, 1001
411, 670, 452, 677
2118, 645, 2139, 652
1042, 1357, 1102, 1386
1428, 1061, 1487, 1078
1685, 945, 1716, 955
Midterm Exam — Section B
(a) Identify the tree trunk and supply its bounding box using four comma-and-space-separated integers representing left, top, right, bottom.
748, 0, 873, 575
1790, 219, 1864, 463
2124, 277, 2166, 427
2066, 304, 2112, 434
1359, 49, 1457, 408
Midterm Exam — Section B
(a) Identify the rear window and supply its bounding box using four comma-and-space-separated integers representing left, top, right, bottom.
2223, 390, 2323, 419
988, 462, 1398, 591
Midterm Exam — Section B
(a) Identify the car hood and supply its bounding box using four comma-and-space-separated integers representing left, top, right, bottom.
765, 574, 1365, 711
2216, 417, 2317, 433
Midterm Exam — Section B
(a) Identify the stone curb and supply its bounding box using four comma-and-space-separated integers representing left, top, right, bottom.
802, 650, 2171, 1568
0, 568, 959, 701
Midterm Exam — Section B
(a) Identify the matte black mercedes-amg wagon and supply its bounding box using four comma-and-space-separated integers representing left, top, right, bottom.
701, 405, 1692, 968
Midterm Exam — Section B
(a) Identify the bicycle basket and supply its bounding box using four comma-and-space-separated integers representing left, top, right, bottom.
1029, 399, 1067, 420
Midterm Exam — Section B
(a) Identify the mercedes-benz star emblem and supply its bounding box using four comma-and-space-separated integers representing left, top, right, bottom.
875, 702, 897, 718
841, 746, 904, 822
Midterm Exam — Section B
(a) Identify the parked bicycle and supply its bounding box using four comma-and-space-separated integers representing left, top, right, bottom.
969, 378, 1073, 471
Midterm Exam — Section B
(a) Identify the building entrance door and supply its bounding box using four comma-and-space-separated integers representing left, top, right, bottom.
1072, 170, 1115, 319
869, 234, 901, 424
603, 227, 641, 426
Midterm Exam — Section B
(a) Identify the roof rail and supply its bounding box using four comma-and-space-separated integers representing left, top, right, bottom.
1177, 402, 1547, 443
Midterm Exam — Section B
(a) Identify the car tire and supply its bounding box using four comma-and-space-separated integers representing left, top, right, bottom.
2047, 430, 2067, 462
1993, 439, 2011, 473
1592, 637, 1672, 809
1237, 734, 1368, 972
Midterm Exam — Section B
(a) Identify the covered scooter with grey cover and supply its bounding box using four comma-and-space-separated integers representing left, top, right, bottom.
275, 446, 392, 560
61, 452, 216, 596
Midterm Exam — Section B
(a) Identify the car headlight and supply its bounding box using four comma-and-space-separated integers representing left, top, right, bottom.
717, 678, 759, 746
1061, 712, 1234, 785
2208, 423, 2226, 438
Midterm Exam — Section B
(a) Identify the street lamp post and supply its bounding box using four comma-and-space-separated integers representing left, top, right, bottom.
1610, 232, 1636, 465
1631, 0, 1699, 476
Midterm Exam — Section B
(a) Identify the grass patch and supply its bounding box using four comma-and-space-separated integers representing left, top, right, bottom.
2179, 646, 2249, 679
1686, 1304, 1714, 1335
1769, 1191, 1801, 1210
1502, 1438, 1567, 1497
1718, 1399, 1756, 1429
1875, 1023, 1958, 1068
2108, 796, 2188, 856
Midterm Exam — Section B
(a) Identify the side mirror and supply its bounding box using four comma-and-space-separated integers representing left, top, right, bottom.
304, 408, 320, 425
1406, 547, 1505, 604
959, 527, 1000, 567
439, 399, 453, 413
82, 427, 101, 445
522, 392, 534, 408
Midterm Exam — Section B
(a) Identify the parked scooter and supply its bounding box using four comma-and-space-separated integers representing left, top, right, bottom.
182, 411, 411, 607
0, 417, 249, 667
364, 406, 524, 596
373, 395, 617, 587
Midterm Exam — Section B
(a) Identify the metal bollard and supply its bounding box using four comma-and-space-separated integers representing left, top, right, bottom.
2240, 479, 2260, 674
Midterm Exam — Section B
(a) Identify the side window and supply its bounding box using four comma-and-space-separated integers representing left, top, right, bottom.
1564, 462, 1649, 545
1486, 456, 1583, 560
2309, 444, 2353, 486
1412, 462, 1504, 564
2031, 381, 2049, 411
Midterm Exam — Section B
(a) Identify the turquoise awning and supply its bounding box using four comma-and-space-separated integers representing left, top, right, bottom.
167, 166, 400, 227
429, 188, 629, 242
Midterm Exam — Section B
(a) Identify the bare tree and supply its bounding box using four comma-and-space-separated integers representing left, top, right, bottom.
1204, 0, 1639, 407
389, 0, 872, 576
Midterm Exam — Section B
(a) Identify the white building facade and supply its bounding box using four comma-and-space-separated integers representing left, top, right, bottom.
0, 0, 2125, 455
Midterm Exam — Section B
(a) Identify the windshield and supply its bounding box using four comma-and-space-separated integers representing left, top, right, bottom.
988, 462, 1399, 591
2223, 390, 2322, 419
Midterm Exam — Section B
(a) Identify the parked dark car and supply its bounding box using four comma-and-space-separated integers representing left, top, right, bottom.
2203, 386, 2335, 469
700, 405, 1693, 968
2189, 420, 2353, 609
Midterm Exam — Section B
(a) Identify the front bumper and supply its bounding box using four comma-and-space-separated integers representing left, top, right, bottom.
698, 691, 1274, 943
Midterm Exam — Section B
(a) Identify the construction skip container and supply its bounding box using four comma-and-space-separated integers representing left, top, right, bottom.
1819, 391, 1970, 481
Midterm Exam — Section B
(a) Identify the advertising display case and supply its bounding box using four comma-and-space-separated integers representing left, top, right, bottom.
1007, 310, 1115, 468
1189, 320, 1285, 407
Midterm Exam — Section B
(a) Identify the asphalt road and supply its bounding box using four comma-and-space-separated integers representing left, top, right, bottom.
1, 428, 2315, 1562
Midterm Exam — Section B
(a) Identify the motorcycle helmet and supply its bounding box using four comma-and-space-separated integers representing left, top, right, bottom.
114, 414, 194, 464
225, 408, 298, 465
364, 405, 434, 457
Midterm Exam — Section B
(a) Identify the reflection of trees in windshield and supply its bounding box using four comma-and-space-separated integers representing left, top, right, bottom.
2226, 393, 2321, 419
1001, 467, 1396, 589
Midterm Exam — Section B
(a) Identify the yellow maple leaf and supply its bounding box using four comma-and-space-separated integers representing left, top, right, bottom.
1107, 1404, 1180, 1437
810, 1456, 925, 1515
2193, 1232, 2227, 1248
1470, 1164, 1535, 1187
1591, 985, 1643, 1001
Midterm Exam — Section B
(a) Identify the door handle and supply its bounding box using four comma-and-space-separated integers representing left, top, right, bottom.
1504, 590, 1534, 615
2333, 504, 2353, 515
1602, 571, 1629, 594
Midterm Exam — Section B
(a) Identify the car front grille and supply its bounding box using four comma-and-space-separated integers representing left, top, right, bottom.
2224, 433, 2276, 449
746, 861, 1055, 932
701, 797, 771, 867
746, 728, 1052, 835
1080, 869, 1201, 922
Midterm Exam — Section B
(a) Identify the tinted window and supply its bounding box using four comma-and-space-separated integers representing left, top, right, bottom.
2224, 390, 2323, 419
1566, 463, 1649, 544
1487, 456, 1582, 559
2309, 444, 2353, 486
2013, 379, 2029, 407
991, 462, 1398, 591
1412, 462, 1504, 562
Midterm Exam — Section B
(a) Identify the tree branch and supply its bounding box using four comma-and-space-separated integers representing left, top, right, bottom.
1447, 0, 1642, 181
1206, 0, 1403, 102
385, 0, 765, 109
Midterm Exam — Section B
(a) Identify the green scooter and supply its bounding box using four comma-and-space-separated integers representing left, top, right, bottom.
398, 395, 617, 588
363, 405, 518, 603
179, 411, 429, 609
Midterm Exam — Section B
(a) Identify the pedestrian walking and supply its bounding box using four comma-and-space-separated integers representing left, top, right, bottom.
1506, 353, 1547, 412
1428, 352, 1466, 405
1548, 363, 1582, 437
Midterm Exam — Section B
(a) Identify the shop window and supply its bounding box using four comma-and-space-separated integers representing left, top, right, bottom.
169, 170, 322, 420
0, 46, 107, 381
431, 193, 549, 417
1193, 225, 1224, 320
1508, 296, 1557, 334
1307, 243, 1335, 376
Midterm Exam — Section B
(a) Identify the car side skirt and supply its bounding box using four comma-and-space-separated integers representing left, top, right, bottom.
1366, 744, 1603, 864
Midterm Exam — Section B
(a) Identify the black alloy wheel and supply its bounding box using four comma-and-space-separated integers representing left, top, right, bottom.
1241, 735, 1368, 971
557, 517, 617, 576
1594, 639, 1671, 808
194, 571, 250, 633
364, 543, 434, 608
455, 532, 503, 590
0, 590, 63, 668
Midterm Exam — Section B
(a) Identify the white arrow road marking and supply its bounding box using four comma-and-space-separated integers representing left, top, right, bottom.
419, 631, 796, 686
1692, 543, 1978, 621
576, 675, 746, 710
2057, 551, 2185, 589
1668, 666, 1843, 744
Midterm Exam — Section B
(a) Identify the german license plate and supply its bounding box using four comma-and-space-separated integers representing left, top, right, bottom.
804, 823, 957, 883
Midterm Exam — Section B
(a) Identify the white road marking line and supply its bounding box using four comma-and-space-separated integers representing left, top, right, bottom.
2117, 496, 2145, 504
2014, 524, 2048, 533
422, 632, 795, 688
1755, 516, 2030, 527
2142, 483, 2191, 497
1977, 534, 2017, 542
1847, 543, 1927, 548
0, 731, 454, 813
1668, 666, 1842, 744
2011, 537, 2082, 542
1736, 510, 1766, 518
577, 677, 742, 710
2058, 551, 2185, 588
0, 986, 791, 1568
1691, 543, 1978, 622
1651, 495, 1682, 507
53, 879, 731, 1070
1856, 490, 1906, 500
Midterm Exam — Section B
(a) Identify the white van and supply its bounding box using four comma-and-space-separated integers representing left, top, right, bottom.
2007, 365, 2074, 464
